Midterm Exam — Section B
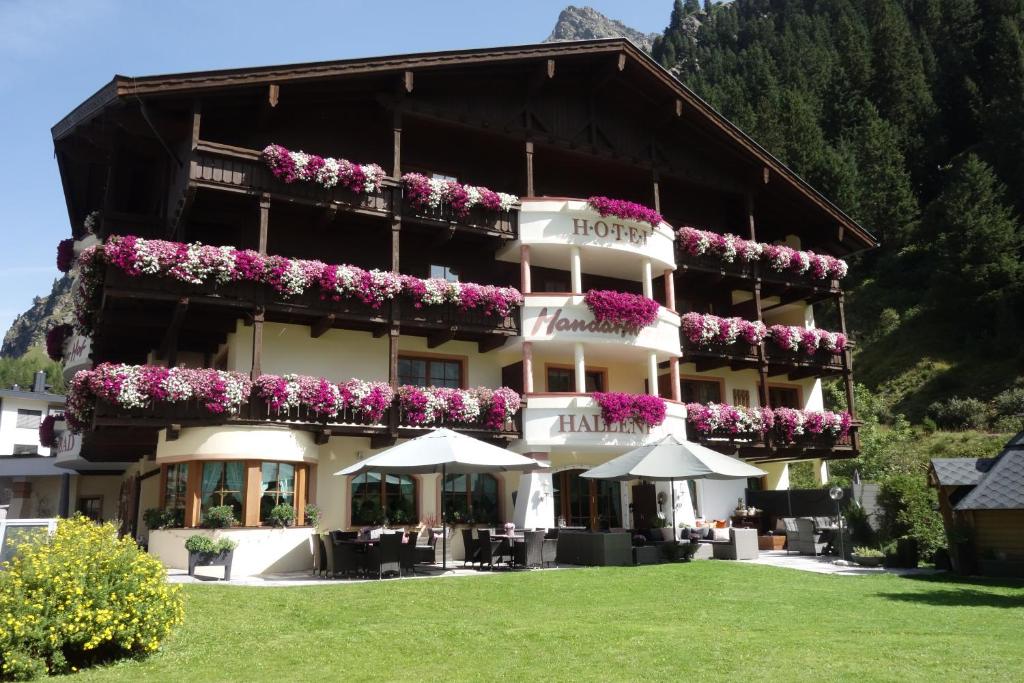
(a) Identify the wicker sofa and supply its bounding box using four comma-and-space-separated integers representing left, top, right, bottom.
555, 531, 632, 566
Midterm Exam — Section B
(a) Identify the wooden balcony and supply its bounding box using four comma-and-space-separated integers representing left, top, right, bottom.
764, 346, 846, 380
689, 427, 858, 463
90, 396, 521, 442
680, 337, 759, 372
99, 268, 519, 352
675, 249, 841, 302
675, 251, 756, 284
162, 140, 520, 240
401, 198, 519, 240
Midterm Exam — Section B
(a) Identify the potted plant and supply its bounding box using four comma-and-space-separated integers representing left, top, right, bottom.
185, 535, 238, 580
268, 503, 296, 528
304, 503, 321, 530
142, 507, 183, 530
851, 546, 884, 567
650, 516, 673, 542
203, 505, 236, 529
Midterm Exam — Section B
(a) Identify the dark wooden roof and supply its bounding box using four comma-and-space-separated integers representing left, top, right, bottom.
51, 38, 877, 249
930, 458, 996, 487
955, 435, 1024, 511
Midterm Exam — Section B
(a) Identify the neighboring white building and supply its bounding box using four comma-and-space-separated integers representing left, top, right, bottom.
0, 371, 121, 522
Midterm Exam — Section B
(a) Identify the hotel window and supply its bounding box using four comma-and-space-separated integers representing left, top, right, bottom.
200, 462, 244, 521
768, 386, 801, 409
16, 409, 42, 429
163, 463, 188, 516
351, 473, 417, 526
429, 264, 459, 282
546, 367, 604, 392
681, 379, 722, 404
733, 389, 751, 407
77, 496, 103, 522
443, 473, 499, 524
260, 462, 296, 523
398, 356, 463, 389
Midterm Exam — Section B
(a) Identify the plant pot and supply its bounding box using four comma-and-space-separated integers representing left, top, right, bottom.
851, 554, 883, 567
187, 549, 234, 581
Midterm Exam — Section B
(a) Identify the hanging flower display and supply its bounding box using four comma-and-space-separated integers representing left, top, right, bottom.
401, 173, 518, 218
39, 414, 61, 448
766, 325, 848, 355
587, 196, 664, 227
396, 386, 521, 430
57, 239, 74, 273
684, 403, 775, 435
72, 235, 522, 334
261, 144, 386, 194
583, 290, 660, 332
680, 312, 766, 347
592, 392, 667, 428
65, 364, 254, 433
685, 403, 852, 441
398, 276, 523, 317
45, 324, 73, 362
676, 226, 847, 280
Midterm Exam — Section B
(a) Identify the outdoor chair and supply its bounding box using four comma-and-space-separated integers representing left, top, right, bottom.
320, 533, 336, 578
399, 537, 420, 577
813, 516, 834, 530
333, 540, 363, 579
793, 517, 827, 556
542, 535, 557, 567
416, 532, 437, 564
711, 528, 759, 560
544, 528, 559, 540
316, 534, 330, 577
365, 532, 403, 579
461, 528, 479, 567
513, 530, 545, 569
477, 529, 509, 570
782, 517, 801, 553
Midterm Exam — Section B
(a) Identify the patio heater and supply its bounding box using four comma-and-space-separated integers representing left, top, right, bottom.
829, 486, 847, 563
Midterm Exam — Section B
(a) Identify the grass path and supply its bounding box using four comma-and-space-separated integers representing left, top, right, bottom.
63, 563, 1024, 682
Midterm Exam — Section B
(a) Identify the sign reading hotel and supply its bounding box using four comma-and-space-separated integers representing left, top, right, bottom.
570, 217, 650, 246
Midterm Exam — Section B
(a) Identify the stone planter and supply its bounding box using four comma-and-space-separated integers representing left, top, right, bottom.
851, 554, 883, 567
188, 549, 234, 581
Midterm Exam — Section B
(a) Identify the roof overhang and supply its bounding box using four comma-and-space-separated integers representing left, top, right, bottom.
51, 38, 877, 250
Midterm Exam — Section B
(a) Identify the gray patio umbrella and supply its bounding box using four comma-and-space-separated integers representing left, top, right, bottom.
335, 428, 547, 568
581, 435, 766, 537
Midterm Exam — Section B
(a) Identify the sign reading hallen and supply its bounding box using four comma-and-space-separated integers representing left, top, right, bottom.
557, 413, 649, 434
571, 217, 650, 246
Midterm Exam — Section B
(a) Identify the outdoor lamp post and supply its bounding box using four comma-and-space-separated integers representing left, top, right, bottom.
829, 486, 847, 563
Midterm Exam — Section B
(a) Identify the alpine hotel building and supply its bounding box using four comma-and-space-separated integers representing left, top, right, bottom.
48, 40, 876, 575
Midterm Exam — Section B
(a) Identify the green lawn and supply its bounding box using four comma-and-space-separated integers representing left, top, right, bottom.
62, 563, 1023, 682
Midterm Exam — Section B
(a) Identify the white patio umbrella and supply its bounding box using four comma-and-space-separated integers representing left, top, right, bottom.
581, 434, 766, 538
335, 428, 547, 568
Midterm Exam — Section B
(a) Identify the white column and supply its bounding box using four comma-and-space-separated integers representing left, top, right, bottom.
522, 341, 534, 394
520, 244, 532, 294
574, 342, 586, 393
647, 352, 659, 396
570, 246, 582, 294
642, 258, 653, 298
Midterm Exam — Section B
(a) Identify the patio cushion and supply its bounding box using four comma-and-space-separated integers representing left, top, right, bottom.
712, 527, 730, 541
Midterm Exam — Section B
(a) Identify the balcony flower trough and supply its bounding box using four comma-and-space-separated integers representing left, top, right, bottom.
396, 386, 521, 432
261, 144, 386, 194
592, 392, 667, 429
583, 290, 660, 333
676, 226, 848, 282
401, 173, 519, 234
586, 196, 664, 227
680, 312, 765, 355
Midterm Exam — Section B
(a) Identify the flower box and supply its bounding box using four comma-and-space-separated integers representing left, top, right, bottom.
187, 549, 234, 581
401, 198, 518, 237
681, 338, 759, 358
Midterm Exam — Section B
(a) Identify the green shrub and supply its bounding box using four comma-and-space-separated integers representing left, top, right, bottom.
878, 474, 946, 559
926, 396, 989, 430
184, 535, 237, 554
304, 504, 321, 529
142, 508, 183, 530
852, 546, 884, 557
268, 504, 295, 528
202, 505, 236, 529
991, 387, 1024, 418
0, 516, 183, 679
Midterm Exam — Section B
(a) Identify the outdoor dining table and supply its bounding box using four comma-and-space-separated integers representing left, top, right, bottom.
492, 534, 526, 567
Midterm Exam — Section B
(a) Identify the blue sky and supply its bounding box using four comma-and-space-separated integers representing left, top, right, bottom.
0, 0, 671, 344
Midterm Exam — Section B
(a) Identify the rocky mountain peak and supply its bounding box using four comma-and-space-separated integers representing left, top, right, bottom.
546, 5, 660, 53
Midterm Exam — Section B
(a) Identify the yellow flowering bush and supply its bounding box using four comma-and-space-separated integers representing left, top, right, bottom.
0, 516, 184, 680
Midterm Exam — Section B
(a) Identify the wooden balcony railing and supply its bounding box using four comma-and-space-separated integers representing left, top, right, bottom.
92, 396, 521, 440
680, 337, 759, 370
675, 248, 841, 297
401, 198, 518, 239
688, 425, 858, 462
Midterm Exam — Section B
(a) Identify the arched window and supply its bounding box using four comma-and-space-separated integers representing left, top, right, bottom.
351, 473, 417, 526
443, 473, 499, 524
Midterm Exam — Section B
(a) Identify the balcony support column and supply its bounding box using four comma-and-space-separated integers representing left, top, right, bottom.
647, 352, 659, 397
525, 140, 534, 197
641, 258, 653, 299
522, 341, 534, 394
573, 342, 586, 393
664, 269, 675, 311
521, 245, 532, 294
570, 246, 582, 294
258, 194, 270, 254
669, 357, 680, 402
753, 283, 770, 411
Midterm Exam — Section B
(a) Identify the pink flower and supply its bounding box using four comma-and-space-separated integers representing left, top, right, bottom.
39, 414, 60, 448
587, 196, 664, 227
57, 239, 74, 273
584, 289, 660, 332
593, 392, 666, 428
46, 324, 73, 362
